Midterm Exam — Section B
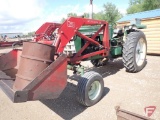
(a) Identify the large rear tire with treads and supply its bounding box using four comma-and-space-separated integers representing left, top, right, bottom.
123, 31, 147, 73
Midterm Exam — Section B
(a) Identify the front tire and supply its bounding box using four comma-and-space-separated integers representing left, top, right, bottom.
76, 71, 104, 106
123, 31, 147, 72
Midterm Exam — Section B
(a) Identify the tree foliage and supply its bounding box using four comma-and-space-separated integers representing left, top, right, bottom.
83, 13, 89, 18
67, 13, 77, 17
28, 31, 35, 36
102, 3, 122, 26
142, 0, 160, 11
60, 18, 66, 23
129, 0, 142, 5
93, 3, 122, 26
60, 2, 122, 25
93, 11, 105, 20
61, 13, 77, 23
127, 0, 160, 14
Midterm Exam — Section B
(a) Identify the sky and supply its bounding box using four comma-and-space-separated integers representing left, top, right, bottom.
0, 0, 129, 33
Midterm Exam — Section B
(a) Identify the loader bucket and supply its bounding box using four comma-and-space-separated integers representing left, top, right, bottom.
0, 42, 67, 103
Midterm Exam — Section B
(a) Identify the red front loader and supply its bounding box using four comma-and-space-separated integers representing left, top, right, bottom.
0, 17, 147, 106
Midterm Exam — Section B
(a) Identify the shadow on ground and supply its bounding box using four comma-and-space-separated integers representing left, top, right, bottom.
81, 58, 124, 79
41, 58, 123, 120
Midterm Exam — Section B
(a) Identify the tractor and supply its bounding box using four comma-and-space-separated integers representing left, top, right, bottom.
0, 17, 147, 107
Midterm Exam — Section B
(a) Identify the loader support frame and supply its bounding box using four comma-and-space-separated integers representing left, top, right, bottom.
53, 17, 110, 63
0, 17, 110, 104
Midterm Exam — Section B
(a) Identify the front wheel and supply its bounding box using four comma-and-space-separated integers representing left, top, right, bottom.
123, 31, 147, 72
76, 71, 104, 106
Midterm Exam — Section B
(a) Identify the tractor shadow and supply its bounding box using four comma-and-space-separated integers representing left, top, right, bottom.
41, 58, 123, 120
41, 83, 87, 120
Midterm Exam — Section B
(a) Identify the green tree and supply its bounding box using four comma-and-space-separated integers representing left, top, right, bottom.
127, 2, 143, 14
67, 13, 77, 17
84, 3, 122, 26
142, 0, 160, 11
28, 31, 35, 37
61, 18, 66, 23
129, 0, 142, 5
83, 13, 89, 18
61, 13, 77, 23
103, 3, 122, 26
93, 11, 105, 20
60, 3, 123, 25
127, 0, 160, 14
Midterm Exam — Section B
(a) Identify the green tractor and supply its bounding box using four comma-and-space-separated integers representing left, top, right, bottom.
66, 23, 147, 73
0, 17, 147, 107
64, 21, 147, 106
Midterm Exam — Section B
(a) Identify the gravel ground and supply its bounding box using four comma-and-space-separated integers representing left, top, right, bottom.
0, 48, 160, 120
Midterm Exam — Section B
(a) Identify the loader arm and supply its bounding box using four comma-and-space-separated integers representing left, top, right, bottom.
34, 22, 61, 41
54, 17, 110, 53
0, 17, 110, 103
34, 17, 110, 63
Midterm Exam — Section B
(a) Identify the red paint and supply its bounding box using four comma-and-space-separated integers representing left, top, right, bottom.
73, 42, 90, 58
53, 17, 109, 53
76, 31, 101, 46
34, 17, 110, 58
27, 54, 67, 100
0, 41, 19, 47
38, 40, 53, 45
70, 49, 107, 62
0, 17, 112, 102
34, 17, 110, 64
144, 106, 156, 117
34, 22, 61, 42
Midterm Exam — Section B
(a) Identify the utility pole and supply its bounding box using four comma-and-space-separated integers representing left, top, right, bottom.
89, 0, 93, 19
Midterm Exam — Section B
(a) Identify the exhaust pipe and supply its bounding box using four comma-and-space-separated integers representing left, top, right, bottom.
89, 0, 93, 19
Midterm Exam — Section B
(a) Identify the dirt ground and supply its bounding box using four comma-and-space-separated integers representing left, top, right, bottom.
0, 48, 160, 120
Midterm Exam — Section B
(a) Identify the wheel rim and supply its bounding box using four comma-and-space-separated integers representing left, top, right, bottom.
88, 81, 101, 100
136, 38, 146, 66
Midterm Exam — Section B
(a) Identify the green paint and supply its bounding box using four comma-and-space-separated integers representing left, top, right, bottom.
135, 24, 147, 29
73, 25, 117, 59
67, 64, 73, 70
110, 46, 122, 56
67, 64, 84, 75
89, 55, 103, 60
74, 36, 81, 52
109, 25, 114, 39
79, 26, 100, 34
74, 25, 114, 52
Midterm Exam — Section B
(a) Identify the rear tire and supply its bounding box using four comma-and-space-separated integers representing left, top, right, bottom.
76, 71, 104, 106
123, 31, 147, 72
